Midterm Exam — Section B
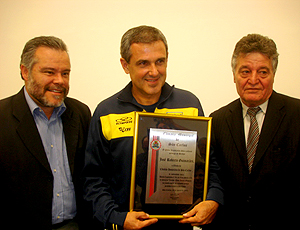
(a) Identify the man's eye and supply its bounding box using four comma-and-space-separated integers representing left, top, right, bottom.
240, 70, 250, 77
62, 72, 70, 77
156, 59, 165, 65
45, 71, 54, 75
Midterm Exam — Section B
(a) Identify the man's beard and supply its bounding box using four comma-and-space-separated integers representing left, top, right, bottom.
26, 74, 69, 108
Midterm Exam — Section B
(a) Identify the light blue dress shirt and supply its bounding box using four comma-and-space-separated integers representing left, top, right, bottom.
24, 88, 76, 224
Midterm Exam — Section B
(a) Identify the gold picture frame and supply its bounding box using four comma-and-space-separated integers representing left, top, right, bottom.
129, 112, 212, 219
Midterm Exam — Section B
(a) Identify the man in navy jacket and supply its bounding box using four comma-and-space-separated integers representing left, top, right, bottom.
83, 25, 223, 230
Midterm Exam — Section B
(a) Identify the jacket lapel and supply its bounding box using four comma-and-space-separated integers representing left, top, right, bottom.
13, 89, 52, 173
226, 100, 249, 171
62, 101, 79, 175
252, 92, 286, 170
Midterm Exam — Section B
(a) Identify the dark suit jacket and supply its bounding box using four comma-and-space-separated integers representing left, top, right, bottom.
210, 91, 300, 230
0, 88, 91, 229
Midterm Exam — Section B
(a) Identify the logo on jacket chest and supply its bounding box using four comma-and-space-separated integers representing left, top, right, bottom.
119, 126, 132, 132
116, 116, 133, 133
116, 116, 133, 125
100, 112, 135, 140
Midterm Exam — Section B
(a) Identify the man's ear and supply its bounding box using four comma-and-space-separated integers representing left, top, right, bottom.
20, 65, 29, 81
120, 58, 130, 74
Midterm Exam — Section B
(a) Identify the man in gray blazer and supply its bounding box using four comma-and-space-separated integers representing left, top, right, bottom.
0, 36, 91, 229
210, 34, 300, 230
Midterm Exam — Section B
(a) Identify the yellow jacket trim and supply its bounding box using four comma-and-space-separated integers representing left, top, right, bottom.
154, 107, 199, 116
100, 108, 198, 141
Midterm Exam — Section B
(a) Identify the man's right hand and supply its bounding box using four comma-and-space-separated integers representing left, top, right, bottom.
123, 211, 158, 230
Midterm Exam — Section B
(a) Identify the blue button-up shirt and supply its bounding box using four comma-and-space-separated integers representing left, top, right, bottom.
24, 88, 76, 224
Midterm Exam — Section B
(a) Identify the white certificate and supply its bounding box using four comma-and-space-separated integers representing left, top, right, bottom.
145, 128, 197, 204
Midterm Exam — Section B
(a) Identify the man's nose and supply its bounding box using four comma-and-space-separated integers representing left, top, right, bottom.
149, 64, 159, 77
248, 72, 259, 84
53, 73, 65, 84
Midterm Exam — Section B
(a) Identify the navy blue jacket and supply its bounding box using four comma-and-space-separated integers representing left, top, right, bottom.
82, 82, 223, 228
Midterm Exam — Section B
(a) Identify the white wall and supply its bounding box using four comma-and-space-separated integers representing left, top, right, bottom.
1, 0, 299, 115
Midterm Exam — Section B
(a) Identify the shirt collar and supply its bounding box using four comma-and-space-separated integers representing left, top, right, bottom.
241, 99, 268, 119
24, 86, 66, 118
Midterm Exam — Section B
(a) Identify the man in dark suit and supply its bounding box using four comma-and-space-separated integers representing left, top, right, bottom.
210, 34, 300, 230
0, 36, 91, 229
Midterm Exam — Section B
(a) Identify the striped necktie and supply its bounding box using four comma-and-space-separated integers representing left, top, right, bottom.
246, 107, 261, 173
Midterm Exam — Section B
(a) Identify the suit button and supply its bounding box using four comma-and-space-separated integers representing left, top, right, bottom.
247, 196, 252, 203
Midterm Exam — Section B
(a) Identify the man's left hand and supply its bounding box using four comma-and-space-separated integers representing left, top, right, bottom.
179, 200, 219, 226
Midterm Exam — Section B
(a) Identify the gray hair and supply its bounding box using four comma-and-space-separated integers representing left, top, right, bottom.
20, 36, 68, 79
120, 25, 168, 63
231, 34, 279, 73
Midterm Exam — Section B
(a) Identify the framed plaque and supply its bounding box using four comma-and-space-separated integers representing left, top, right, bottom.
129, 112, 212, 219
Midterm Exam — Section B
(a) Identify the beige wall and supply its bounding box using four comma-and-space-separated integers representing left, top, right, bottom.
1, 0, 299, 115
